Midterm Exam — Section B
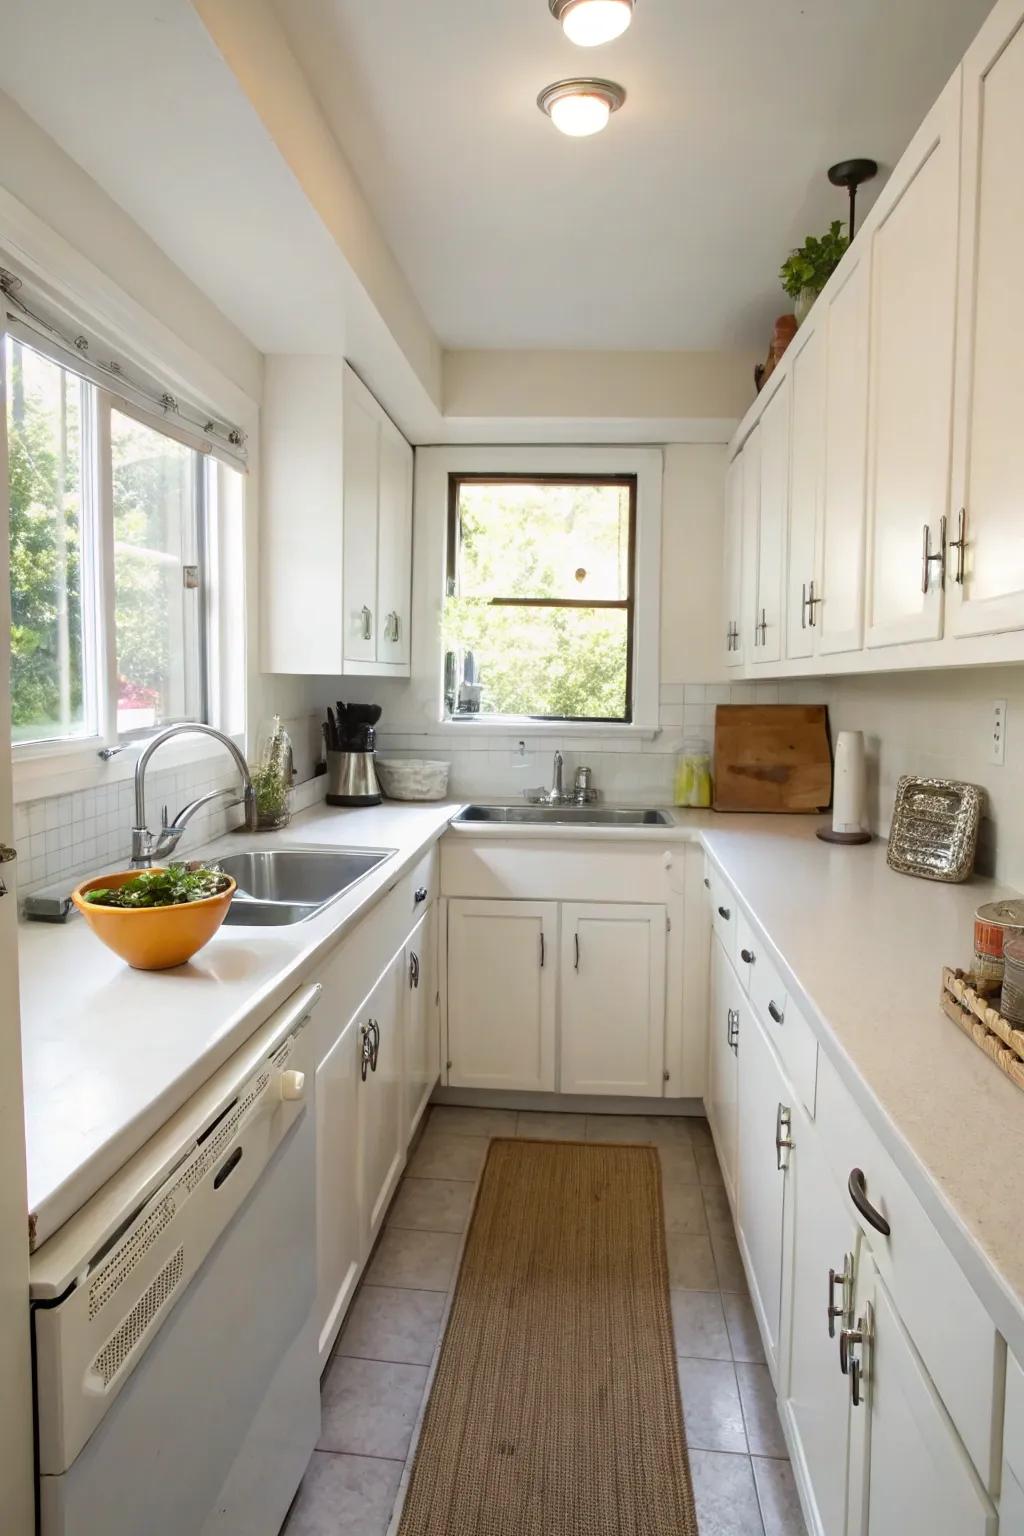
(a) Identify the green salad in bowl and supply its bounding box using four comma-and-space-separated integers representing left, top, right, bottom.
83, 865, 231, 909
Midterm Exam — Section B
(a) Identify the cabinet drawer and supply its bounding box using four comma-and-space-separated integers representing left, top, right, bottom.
817, 1051, 1001, 1486
745, 938, 818, 1119
710, 869, 737, 952
1005, 1354, 1024, 1489
735, 909, 757, 994
401, 847, 437, 921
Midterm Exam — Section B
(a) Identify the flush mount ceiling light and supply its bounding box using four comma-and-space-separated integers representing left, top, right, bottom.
549, 0, 636, 47
537, 77, 626, 137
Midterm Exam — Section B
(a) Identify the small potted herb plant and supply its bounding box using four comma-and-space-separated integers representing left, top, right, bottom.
780, 220, 849, 324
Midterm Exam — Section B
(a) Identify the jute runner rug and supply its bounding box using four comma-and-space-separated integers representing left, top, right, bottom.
397, 1138, 698, 1535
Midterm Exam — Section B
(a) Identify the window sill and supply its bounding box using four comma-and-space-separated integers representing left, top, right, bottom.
426, 718, 658, 741
12, 730, 246, 804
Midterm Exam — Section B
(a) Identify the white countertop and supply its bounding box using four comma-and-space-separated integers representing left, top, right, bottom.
19, 797, 1024, 1359
18, 798, 456, 1248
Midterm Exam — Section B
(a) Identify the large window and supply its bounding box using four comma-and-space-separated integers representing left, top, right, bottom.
6, 332, 230, 751
445, 474, 636, 722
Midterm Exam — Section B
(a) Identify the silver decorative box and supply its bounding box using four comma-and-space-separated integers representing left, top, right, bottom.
886, 775, 983, 883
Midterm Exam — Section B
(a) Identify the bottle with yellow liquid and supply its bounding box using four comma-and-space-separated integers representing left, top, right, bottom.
674, 737, 712, 808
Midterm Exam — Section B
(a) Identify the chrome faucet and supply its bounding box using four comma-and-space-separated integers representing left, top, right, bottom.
130, 723, 258, 868
550, 750, 564, 803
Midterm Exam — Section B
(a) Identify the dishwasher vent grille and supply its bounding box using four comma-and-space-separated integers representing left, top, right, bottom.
88, 1194, 177, 1320
172, 1067, 272, 1200
90, 1245, 185, 1389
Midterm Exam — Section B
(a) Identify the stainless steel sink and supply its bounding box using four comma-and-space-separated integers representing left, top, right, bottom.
452, 805, 673, 827
216, 846, 393, 926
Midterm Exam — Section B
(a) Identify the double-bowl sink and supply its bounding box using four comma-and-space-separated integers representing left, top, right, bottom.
217, 805, 671, 926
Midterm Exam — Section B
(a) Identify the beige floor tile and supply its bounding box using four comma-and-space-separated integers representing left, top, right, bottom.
406, 1132, 489, 1182
282, 1451, 403, 1536
702, 1183, 735, 1234
365, 1227, 461, 1292
688, 1449, 766, 1536
585, 1113, 693, 1145
426, 1106, 517, 1137
753, 1457, 808, 1536
689, 1116, 715, 1146
662, 1182, 709, 1236
696, 1143, 725, 1187
665, 1232, 718, 1289
671, 1289, 732, 1361
337, 1286, 446, 1367
711, 1229, 749, 1293
515, 1110, 587, 1140
677, 1357, 748, 1453
319, 1356, 428, 1460
658, 1143, 700, 1184
723, 1292, 767, 1364
737, 1362, 788, 1459
387, 1178, 475, 1234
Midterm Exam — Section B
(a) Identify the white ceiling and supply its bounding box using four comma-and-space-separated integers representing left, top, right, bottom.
272, 0, 993, 351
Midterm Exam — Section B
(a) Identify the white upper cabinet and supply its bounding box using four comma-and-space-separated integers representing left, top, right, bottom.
863, 77, 961, 650
740, 424, 762, 661
261, 358, 413, 677
752, 379, 790, 665
785, 323, 826, 660
723, 452, 746, 667
949, 0, 1024, 639
817, 246, 872, 656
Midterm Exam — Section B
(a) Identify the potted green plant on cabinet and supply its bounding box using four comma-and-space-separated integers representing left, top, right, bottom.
780, 220, 849, 324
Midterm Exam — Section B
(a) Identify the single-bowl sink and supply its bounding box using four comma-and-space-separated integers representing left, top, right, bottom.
452, 805, 672, 828
215, 846, 394, 927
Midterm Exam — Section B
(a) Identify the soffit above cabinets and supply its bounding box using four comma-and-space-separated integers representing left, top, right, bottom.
271, 0, 993, 352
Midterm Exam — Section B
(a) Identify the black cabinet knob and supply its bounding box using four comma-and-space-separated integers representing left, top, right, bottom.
414, 886, 428, 903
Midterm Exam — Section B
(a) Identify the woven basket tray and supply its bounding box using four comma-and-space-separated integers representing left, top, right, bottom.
941, 967, 1024, 1092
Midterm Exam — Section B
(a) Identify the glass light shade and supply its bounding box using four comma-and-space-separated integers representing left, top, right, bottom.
549, 91, 612, 136
560, 0, 633, 46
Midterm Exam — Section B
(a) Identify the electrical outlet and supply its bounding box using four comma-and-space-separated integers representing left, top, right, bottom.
992, 699, 1007, 766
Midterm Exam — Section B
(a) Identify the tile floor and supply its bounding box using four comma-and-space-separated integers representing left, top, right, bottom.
282, 1107, 808, 1536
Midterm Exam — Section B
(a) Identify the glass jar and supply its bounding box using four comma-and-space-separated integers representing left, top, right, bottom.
252, 716, 294, 830
674, 737, 712, 809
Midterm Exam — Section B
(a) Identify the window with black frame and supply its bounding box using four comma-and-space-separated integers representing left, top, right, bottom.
444, 474, 637, 723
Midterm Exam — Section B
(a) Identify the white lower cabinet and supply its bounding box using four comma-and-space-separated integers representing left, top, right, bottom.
559, 903, 666, 1096
845, 1249, 996, 1536
356, 952, 406, 1248
707, 933, 740, 1201
403, 906, 438, 1142
447, 899, 557, 1091
736, 1005, 792, 1378
315, 1010, 362, 1365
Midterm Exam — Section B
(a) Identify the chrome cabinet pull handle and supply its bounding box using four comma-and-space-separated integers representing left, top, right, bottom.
414, 886, 428, 903
539, 931, 545, 969
361, 605, 373, 640
848, 1167, 891, 1236
574, 933, 580, 971
727, 1009, 740, 1054
841, 1305, 872, 1406
807, 578, 820, 627
409, 952, 420, 989
775, 1102, 795, 1170
767, 999, 784, 1025
949, 506, 967, 585
360, 1024, 373, 1081
801, 581, 808, 630
827, 1252, 855, 1338
921, 515, 947, 594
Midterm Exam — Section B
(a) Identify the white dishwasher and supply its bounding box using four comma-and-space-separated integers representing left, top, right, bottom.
31, 982, 322, 1536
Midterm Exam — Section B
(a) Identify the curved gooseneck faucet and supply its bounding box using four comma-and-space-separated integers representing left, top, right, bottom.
130, 723, 258, 868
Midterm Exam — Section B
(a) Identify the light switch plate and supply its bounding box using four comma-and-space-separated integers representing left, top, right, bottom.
992, 699, 1007, 766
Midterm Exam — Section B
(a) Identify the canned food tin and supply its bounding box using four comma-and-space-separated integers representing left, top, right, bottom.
974, 900, 1024, 983
1001, 936, 1024, 1026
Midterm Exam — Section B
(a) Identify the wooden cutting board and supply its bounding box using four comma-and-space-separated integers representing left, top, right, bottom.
713, 705, 832, 813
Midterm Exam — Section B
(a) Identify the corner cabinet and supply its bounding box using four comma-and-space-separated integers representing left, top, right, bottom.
262, 357, 413, 676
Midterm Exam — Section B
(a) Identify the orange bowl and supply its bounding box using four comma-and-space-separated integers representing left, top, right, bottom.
71, 869, 236, 971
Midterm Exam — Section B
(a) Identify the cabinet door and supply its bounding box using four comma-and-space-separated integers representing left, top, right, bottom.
818, 248, 872, 656
316, 1011, 362, 1366
846, 1250, 996, 1536
723, 452, 745, 667
560, 903, 666, 1097
949, 1, 1024, 639
752, 379, 790, 665
863, 78, 961, 650
342, 374, 380, 664
707, 933, 740, 1202
736, 1009, 790, 1377
786, 323, 826, 660
447, 900, 557, 1091
376, 418, 413, 666
741, 425, 762, 662
357, 953, 405, 1247
783, 1112, 858, 1536
404, 906, 438, 1142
